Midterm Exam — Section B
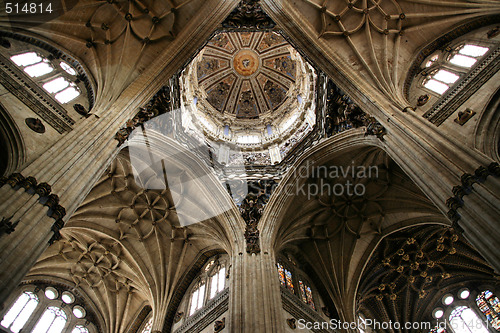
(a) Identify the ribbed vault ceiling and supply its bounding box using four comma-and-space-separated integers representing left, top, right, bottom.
27, 151, 242, 332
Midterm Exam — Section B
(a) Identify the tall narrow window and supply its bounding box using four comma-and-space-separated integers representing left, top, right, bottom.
189, 284, 205, 315
277, 263, 286, 287
32, 306, 68, 333
1, 291, 39, 333
298, 280, 315, 309
476, 290, 500, 330
209, 266, 226, 299
285, 269, 294, 292
449, 306, 488, 333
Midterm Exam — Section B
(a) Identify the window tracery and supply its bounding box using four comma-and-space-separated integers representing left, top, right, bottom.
428, 287, 500, 333
9, 51, 81, 104
276, 255, 323, 312
0, 285, 95, 333
181, 255, 228, 318
421, 43, 491, 96
0, 33, 94, 123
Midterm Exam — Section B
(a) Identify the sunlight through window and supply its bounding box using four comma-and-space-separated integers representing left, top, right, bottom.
43, 77, 70, 93
60, 62, 77, 75
449, 54, 477, 68
55, 87, 80, 103
424, 79, 449, 95
433, 70, 459, 84
460, 44, 489, 57
24, 61, 53, 77
1, 291, 39, 333
10, 52, 41, 66
32, 306, 67, 333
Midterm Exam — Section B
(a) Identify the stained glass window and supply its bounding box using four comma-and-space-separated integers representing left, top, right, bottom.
285, 269, 294, 292
298, 280, 315, 309
1, 291, 39, 333
449, 306, 488, 333
32, 306, 68, 333
299, 281, 307, 303
277, 263, 286, 287
305, 285, 315, 310
476, 290, 500, 330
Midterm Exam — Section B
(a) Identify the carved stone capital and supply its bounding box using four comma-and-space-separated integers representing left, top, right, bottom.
0, 216, 18, 236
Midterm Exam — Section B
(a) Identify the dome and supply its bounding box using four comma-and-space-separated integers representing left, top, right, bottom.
180, 31, 316, 163
196, 31, 296, 119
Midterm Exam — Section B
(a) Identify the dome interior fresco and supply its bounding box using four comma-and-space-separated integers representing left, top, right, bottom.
196, 31, 297, 119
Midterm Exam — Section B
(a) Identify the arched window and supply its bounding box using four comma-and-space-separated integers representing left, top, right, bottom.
32, 306, 68, 333
173, 254, 229, 331
0, 33, 94, 121
189, 283, 206, 316
10, 51, 81, 103
449, 305, 489, 333
209, 266, 226, 299
476, 290, 500, 330
298, 280, 315, 310
276, 262, 294, 292
421, 43, 491, 96
1, 291, 39, 333
276, 255, 326, 315
0, 285, 95, 333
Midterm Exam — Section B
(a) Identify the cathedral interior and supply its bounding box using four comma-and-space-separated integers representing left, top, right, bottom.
0, 0, 500, 332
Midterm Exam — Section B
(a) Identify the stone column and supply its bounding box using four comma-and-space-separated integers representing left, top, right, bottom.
228, 248, 286, 332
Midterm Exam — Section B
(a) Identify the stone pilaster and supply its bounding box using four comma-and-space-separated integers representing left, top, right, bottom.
228, 249, 286, 332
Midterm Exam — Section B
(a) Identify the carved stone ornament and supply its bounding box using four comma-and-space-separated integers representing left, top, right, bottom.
417, 94, 430, 106
174, 311, 183, 323
287, 318, 297, 329
239, 180, 276, 254
73, 104, 90, 118
25, 118, 46, 133
115, 86, 172, 146
222, 0, 276, 30
0, 216, 18, 236
454, 108, 476, 126
214, 317, 225, 332
364, 116, 386, 140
